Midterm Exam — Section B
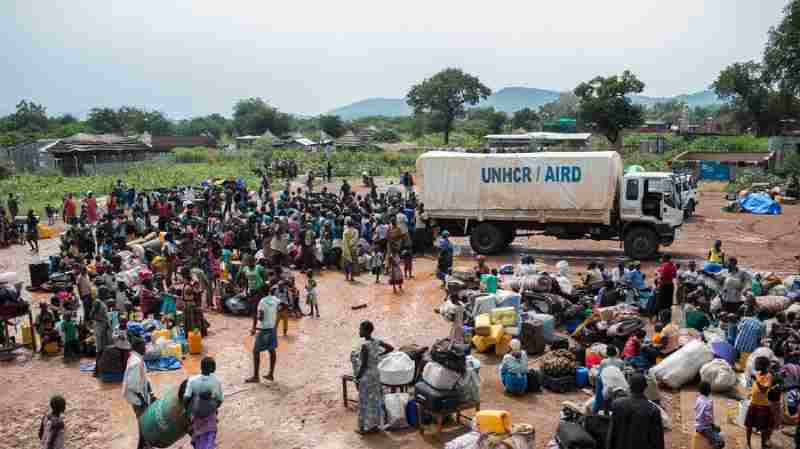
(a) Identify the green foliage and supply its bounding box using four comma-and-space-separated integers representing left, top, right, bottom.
712, 62, 771, 136
764, 0, 800, 95
373, 128, 401, 143
466, 107, 506, 134
175, 114, 232, 139
319, 115, 346, 138
406, 68, 492, 144
539, 93, 579, 122
87, 107, 123, 134
232, 97, 291, 137
574, 70, 646, 145
726, 169, 787, 193
511, 107, 540, 131
0, 149, 422, 213
13, 100, 49, 133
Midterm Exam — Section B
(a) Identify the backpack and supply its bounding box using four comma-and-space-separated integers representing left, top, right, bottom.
192, 391, 218, 418
430, 338, 467, 374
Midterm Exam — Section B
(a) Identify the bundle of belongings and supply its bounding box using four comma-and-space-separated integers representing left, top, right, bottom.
444, 415, 535, 449
413, 338, 480, 424
572, 305, 645, 348
540, 350, 578, 393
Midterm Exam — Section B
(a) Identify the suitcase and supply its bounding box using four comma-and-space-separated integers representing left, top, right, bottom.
556, 421, 596, 449
29, 262, 49, 289
573, 344, 586, 367
521, 320, 546, 355
422, 361, 462, 390
414, 381, 463, 413
526, 369, 542, 393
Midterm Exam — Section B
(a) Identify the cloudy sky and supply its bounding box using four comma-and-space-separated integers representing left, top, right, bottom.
0, 0, 790, 118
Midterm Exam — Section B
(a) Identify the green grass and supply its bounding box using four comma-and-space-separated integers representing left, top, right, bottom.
0, 148, 422, 215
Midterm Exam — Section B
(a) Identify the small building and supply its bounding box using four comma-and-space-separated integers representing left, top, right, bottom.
671, 151, 776, 181
145, 134, 216, 152
484, 132, 592, 152
48, 133, 161, 176
336, 131, 364, 149
2, 139, 60, 172
638, 120, 670, 133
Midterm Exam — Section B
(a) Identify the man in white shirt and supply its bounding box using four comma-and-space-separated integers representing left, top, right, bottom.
122, 338, 152, 449
246, 294, 279, 383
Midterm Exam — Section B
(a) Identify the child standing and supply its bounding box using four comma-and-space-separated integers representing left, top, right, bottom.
306, 270, 319, 318
401, 247, 413, 279
369, 246, 384, 284
389, 254, 403, 293
39, 395, 66, 449
746, 356, 774, 449
57, 312, 80, 362
45, 204, 55, 226
696, 381, 725, 449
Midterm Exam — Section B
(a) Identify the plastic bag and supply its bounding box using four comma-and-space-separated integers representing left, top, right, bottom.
383, 393, 410, 430
651, 340, 714, 388
700, 359, 737, 392
378, 352, 415, 386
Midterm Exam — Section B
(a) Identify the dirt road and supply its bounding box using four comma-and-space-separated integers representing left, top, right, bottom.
1, 189, 798, 449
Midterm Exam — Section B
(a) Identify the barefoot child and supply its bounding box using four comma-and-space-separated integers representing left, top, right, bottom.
401, 247, 413, 279
39, 395, 66, 449
389, 254, 403, 293
369, 245, 384, 284
306, 270, 319, 318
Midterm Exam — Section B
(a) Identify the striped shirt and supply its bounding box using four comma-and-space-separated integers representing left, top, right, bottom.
735, 317, 765, 354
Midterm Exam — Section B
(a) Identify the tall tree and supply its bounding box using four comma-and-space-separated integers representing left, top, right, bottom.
574, 71, 645, 145
233, 97, 291, 136
764, 0, 800, 95
511, 107, 540, 130
319, 115, 346, 138
87, 107, 124, 134
406, 68, 491, 144
711, 62, 771, 136
13, 100, 48, 133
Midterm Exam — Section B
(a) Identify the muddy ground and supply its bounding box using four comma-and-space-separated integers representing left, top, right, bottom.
1, 188, 799, 449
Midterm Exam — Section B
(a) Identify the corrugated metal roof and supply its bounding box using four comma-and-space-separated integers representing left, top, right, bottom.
673, 151, 774, 163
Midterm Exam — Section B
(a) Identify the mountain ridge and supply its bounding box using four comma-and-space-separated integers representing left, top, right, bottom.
329, 87, 723, 119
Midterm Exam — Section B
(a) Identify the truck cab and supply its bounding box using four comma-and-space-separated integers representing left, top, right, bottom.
619, 172, 684, 259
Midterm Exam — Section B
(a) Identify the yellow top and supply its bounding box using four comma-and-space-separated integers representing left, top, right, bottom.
750, 373, 773, 406
708, 248, 725, 264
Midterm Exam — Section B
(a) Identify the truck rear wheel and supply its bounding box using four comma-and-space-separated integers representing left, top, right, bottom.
470, 223, 505, 255
624, 227, 659, 260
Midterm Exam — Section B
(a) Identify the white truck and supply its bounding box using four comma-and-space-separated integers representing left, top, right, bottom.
416, 151, 684, 259
675, 173, 698, 218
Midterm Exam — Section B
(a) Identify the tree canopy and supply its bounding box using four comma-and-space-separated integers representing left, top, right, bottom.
406, 68, 491, 144
511, 107, 540, 131
13, 100, 48, 133
319, 115, 346, 138
764, 0, 800, 95
232, 97, 291, 137
574, 71, 645, 145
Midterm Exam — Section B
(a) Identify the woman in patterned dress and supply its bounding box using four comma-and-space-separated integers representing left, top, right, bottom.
354, 320, 394, 435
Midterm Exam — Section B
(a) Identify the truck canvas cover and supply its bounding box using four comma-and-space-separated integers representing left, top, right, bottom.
416, 151, 623, 224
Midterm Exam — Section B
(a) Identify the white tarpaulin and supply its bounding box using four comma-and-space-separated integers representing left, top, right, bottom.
416, 151, 623, 220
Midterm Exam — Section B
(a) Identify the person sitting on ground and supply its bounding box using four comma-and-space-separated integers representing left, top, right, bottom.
624, 261, 647, 291
696, 380, 725, 449
554, 260, 573, 295
708, 240, 726, 268
623, 329, 645, 360
584, 262, 603, 286
684, 302, 712, 332
499, 339, 529, 395
595, 364, 629, 414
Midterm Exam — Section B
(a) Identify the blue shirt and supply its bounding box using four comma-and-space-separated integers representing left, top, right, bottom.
625, 270, 646, 290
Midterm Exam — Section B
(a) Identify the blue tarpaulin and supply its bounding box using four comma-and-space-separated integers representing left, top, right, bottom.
738, 193, 781, 215
700, 161, 731, 181
145, 356, 182, 372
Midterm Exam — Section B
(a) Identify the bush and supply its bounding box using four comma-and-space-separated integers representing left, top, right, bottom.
172, 147, 210, 163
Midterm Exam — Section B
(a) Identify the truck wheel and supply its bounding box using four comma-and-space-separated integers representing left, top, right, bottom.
503, 227, 516, 248
624, 227, 659, 260
470, 223, 504, 255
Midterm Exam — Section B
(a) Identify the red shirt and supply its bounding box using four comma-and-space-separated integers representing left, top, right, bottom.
623, 335, 641, 358
658, 261, 678, 284
64, 199, 76, 218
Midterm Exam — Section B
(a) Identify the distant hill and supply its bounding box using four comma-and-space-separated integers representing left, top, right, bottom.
328, 98, 411, 120
329, 88, 723, 119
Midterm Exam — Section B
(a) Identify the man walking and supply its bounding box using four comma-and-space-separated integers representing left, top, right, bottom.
246, 292, 278, 383
607, 374, 664, 449
122, 337, 153, 449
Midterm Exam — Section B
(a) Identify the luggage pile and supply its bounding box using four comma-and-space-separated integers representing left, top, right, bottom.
541, 350, 578, 393
444, 412, 536, 449
414, 338, 478, 416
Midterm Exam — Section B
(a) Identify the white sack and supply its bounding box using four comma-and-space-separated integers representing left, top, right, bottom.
383, 393, 410, 430
378, 352, 416, 386
651, 339, 714, 388
700, 359, 737, 392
